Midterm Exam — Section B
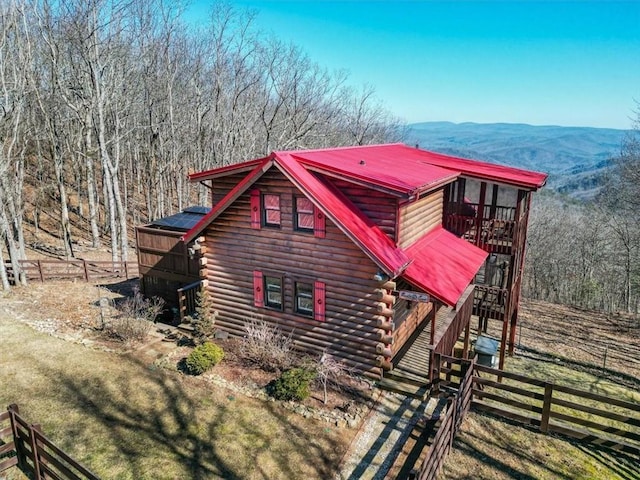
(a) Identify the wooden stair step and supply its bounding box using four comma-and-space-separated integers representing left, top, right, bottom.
385, 370, 431, 388
377, 378, 431, 400
177, 323, 195, 334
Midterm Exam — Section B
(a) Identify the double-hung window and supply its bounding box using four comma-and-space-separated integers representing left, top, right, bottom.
263, 194, 281, 228
264, 275, 283, 310
253, 271, 325, 321
295, 197, 315, 232
295, 281, 313, 317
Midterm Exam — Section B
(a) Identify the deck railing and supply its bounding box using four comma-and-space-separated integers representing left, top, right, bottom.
444, 203, 517, 254
473, 284, 509, 324
177, 280, 203, 322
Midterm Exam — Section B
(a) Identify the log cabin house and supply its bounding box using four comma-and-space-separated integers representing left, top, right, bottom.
141, 144, 546, 379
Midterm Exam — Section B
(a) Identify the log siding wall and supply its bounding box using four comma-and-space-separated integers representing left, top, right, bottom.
203, 169, 394, 377
398, 189, 444, 248
330, 178, 399, 240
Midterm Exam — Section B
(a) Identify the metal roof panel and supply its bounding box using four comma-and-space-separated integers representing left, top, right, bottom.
402, 226, 488, 306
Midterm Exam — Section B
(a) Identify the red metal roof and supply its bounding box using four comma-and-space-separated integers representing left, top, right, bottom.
289, 143, 546, 191
274, 152, 410, 277
188, 157, 269, 182
183, 143, 543, 305
403, 226, 488, 306
287, 144, 459, 196
182, 159, 273, 243
411, 148, 548, 190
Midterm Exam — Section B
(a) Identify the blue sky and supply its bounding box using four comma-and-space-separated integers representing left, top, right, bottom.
188, 1, 640, 129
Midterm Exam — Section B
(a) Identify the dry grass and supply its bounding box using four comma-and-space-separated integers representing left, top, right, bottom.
443, 412, 638, 480
0, 291, 353, 479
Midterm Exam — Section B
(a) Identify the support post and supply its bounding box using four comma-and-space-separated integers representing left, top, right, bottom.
83, 259, 89, 281
540, 383, 553, 433
463, 321, 471, 359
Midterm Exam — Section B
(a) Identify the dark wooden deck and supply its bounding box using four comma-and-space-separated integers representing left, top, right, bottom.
385, 305, 458, 386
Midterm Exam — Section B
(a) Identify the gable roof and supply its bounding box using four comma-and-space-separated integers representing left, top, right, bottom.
182, 158, 273, 243
183, 153, 410, 277
402, 226, 488, 306
274, 152, 410, 277
188, 143, 547, 193
411, 148, 547, 190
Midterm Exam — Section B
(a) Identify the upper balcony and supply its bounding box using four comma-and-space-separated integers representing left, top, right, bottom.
442, 178, 530, 256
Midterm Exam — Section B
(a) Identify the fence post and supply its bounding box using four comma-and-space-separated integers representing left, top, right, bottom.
7, 405, 25, 471
83, 260, 89, 282
28, 423, 42, 480
540, 382, 553, 433
38, 260, 44, 282
32, 424, 47, 479
448, 397, 456, 451
124, 262, 129, 279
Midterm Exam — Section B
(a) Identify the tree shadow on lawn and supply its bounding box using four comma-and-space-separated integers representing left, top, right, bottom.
450, 410, 640, 480
32, 353, 342, 480
576, 444, 640, 480
448, 415, 578, 480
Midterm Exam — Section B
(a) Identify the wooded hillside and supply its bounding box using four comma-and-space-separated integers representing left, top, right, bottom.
0, 0, 400, 285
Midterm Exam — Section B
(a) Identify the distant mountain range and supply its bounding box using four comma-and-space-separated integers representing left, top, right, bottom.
406, 122, 630, 199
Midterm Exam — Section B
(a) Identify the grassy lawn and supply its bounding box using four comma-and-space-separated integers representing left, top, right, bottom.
442, 410, 639, 480
0, 309, 352, 479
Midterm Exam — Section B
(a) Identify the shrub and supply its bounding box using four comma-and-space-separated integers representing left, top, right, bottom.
185, 342, 224, 375
268, 367, 317, 401
191, 285, 217, 344
315, 352, 355, 404
241, 317, 294, 372
103, 292, 164, 343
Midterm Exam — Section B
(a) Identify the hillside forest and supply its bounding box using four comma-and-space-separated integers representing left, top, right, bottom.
1, 0, 639, 317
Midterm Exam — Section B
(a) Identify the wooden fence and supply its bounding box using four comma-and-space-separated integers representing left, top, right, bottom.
473, 364, 640, 455
407, 355, 640, 479
5, 259, 138, 284
0, 404, 100, 480
410, 356, 475, 480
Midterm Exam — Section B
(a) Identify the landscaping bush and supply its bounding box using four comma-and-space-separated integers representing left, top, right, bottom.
103, 292, 164, 343
241, 317, 294, 372
190, 285, 217, 344
185, 342, 225, 375
267, 367, 317, 401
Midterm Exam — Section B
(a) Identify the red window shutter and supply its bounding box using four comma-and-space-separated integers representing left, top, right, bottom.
253, 271, 264, 307
250, 189, 260, 229
314, 206, 326, 238
314, 281, 326, 322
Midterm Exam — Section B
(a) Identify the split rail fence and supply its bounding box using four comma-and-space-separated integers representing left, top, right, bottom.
408, 354, 640, 480
5, 259, 138, 284
0, 404, 100, 480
